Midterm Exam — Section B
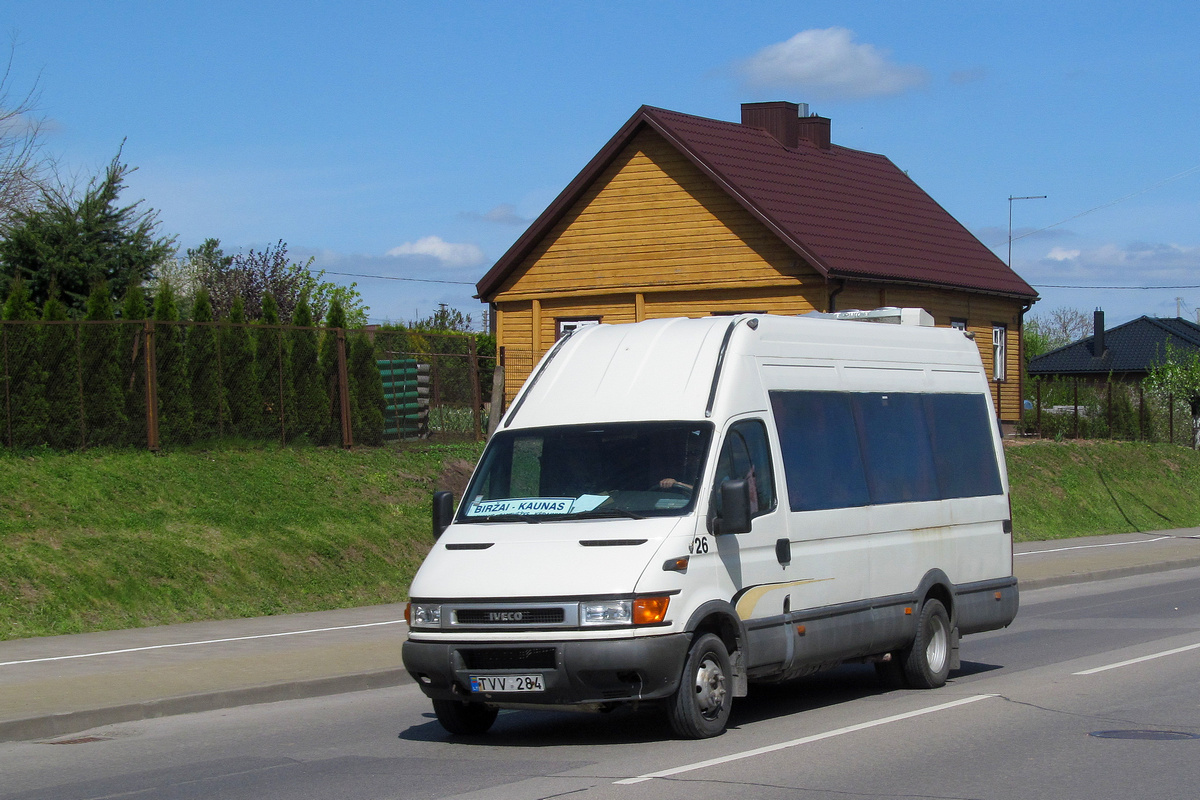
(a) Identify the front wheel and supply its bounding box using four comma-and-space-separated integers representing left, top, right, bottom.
432, 698, 498, 735
901, 599, 951, 689
667, 633, 732, 738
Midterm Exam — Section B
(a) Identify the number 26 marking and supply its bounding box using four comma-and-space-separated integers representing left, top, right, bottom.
690, 536, 709, 555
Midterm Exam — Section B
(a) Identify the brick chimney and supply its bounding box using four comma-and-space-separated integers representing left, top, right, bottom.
741, 101, 831, 150
1092, 309, 1106, 357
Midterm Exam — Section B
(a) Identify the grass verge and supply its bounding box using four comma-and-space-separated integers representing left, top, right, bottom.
0, 441, 484, 640
1006, 440, 1200, 541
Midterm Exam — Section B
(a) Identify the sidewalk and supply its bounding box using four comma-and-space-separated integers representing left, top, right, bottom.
3, 528, 1199, 742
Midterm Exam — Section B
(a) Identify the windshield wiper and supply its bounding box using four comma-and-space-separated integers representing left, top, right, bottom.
570, 507, 646, 520
464, 514, 544, 524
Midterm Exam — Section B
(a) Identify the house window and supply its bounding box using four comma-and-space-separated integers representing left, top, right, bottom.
950, 318, 967, 331
557, 318, 600, 339
992, 325, 1007, 381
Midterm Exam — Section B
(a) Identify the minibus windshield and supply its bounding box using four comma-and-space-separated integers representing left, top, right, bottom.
458, 422, 713, 522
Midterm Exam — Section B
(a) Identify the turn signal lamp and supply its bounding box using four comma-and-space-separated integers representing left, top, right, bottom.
633, 596, 670, 625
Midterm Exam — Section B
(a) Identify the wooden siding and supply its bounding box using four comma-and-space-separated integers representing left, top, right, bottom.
494, 128, 815, 301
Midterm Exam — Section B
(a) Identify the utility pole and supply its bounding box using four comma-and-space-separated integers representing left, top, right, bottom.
1008, 195, 1047, 267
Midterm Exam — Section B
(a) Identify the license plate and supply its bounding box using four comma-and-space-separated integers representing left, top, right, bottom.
470, 674, 544, 693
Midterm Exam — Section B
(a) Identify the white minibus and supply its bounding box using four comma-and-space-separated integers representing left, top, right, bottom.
402, 311, 1018, 738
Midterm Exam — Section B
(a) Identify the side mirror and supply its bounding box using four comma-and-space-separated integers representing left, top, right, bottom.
432, 491, 454, 539
716, 479, 752, 535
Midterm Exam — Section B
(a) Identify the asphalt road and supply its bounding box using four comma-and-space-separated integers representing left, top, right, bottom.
2, 566, 1198, 800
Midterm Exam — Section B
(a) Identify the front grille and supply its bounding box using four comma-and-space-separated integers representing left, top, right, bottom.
460, 647, 557, 670
455, 608, 565, 625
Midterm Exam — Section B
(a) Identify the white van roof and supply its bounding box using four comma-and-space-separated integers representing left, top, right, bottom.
501, 313, 983, 430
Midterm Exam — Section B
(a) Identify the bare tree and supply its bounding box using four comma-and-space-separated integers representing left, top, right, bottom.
0, 39, 53, 230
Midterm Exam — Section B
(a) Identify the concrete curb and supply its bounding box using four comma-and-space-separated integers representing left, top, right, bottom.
0, 668, 412, 743
1016, 555, 1200, 591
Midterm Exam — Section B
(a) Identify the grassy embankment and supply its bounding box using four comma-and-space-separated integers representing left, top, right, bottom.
2, 439, 1199, 640
0, 442, 484, 640
1005, 440, 1200, 540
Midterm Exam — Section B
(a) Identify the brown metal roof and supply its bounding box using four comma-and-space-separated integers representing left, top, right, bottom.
478, 104, 1038, 302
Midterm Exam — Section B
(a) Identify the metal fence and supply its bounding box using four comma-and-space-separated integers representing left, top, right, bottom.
1024, 376, 1198, 447
0, 320, 497, 451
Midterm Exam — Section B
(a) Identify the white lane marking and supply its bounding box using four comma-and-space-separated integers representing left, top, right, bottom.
1014, 536, 1173, 556
614, 694, 997, 786
1073, 641, 1200, 676
0, 620, 408, 667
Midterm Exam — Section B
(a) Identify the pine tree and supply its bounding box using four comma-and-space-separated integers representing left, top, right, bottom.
154, 280, 192, 445
121, 284, 148, 446
81, 281, 126, 446
257, 293, 294, 441
290, 294, 325, 442
189, 287, 222, 440
1, 279, 48, 448
0, 154, 174, 313
349, 330, 386, 446
40, 291, 79, 449
221, 296, 259, 437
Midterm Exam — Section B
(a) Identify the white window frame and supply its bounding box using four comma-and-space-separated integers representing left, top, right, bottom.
992, 325, 1007, 381
557, 318, 600, 340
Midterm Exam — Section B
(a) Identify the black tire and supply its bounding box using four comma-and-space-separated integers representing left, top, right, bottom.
901, 599, 952, 689
431, 699, 498, 735
667, 633, 732, 739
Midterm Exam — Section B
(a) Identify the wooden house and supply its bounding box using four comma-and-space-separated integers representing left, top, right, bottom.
477, 102, 1039, 426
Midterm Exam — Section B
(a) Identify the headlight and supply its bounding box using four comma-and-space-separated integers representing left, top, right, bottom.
580, 600, 632, 626
409, 603, 442, 628
580, 597, 670, 626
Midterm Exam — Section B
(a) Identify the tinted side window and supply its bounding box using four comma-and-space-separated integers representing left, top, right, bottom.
770, 392, 870, 512
852, 393, 938, 505
923, 394, 1003, 498
769, 390, 1002, 512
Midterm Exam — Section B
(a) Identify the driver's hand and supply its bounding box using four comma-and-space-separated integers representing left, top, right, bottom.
659, 478, 677, 489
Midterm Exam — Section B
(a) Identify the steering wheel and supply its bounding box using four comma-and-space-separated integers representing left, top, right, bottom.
651, 480, 693, 495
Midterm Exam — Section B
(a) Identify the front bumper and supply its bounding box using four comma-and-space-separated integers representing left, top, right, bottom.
402, 633, 691, 707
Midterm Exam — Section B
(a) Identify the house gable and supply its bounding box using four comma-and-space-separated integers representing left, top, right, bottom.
494, 127, 819, 302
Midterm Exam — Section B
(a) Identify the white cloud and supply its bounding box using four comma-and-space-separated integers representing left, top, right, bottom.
1026, 242, 1200, 285
735, 28, 928, 100
386, 236, 485, 268
1047, 247, 1081, 261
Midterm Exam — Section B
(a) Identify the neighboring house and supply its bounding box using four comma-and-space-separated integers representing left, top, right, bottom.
1027, 310, 1200, 381
477, 101, 1038, 425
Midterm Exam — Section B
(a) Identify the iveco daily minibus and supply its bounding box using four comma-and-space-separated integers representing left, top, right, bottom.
402, 310, 1018, 738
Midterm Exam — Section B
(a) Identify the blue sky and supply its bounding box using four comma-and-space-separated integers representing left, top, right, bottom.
6, 1, 1199, 328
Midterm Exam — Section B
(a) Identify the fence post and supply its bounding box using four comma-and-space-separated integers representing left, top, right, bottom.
1106, 380, 1113, 440
75, 323, 86, 449
1072, 379, 1079, 439
336, 327, 352, 448
469, 335, 482, 441
276, 327, 286, 445
144, 321, 160, 451
1035, 380, 1042, 438
1138, 382, 1145, 441
2, 324, 11, 449
1170, 393, 1175, 445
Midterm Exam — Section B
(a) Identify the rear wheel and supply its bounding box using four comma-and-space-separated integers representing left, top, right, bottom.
668, 633, 732, 738
901, 599, 951, 689
432, 698, 498, 735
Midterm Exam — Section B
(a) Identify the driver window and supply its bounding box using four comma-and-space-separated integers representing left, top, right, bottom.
710, 420, 776, 520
